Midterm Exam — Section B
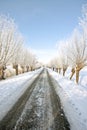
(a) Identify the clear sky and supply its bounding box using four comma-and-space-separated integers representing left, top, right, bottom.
0, 0, 87, 63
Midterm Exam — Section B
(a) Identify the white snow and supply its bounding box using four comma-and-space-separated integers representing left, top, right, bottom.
0, 68, 43, 121
0, 66, 87, 130
48, 67, 87, 130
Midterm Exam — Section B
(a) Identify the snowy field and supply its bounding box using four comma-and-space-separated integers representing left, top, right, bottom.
48, 67, 87, 130
0, 68, 43, 121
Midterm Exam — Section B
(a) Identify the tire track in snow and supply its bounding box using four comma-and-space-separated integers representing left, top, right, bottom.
0, 68, 70, 130
47, 71, 70, 130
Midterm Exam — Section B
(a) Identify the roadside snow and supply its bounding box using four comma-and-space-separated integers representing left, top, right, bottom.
0, 68, 42, 121
48, 67, 87, 130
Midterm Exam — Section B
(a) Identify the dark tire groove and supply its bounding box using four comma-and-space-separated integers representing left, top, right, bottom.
14, 71, 46, 130
47, 71, 70, 130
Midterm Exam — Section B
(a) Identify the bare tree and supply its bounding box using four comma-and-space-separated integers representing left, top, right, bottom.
12, 38, 24, 75
57, 41, 68, 76
0, 15, 23, 78
52, 56, 62, 73
19, 47, 37, 72
49, 4, 87, 84
79, 4, 87, 36
28, 52, 37, 71
67, 29, 87, 83
65, 4, 87, 83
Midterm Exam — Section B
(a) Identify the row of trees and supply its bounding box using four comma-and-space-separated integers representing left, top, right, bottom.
0, 15, 39, 79
48, 4, 87, 84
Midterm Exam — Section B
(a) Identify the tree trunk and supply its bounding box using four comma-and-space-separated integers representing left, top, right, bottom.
21, 66, 24, 73
13, 64, 18, 75
75, 65, 83, 84
63, 68, 67, 76
59, 68, 61, 74
53, 67, 54, 71
56, 68, 58, 72
70, 68, 75, 80
76, 70, 79, 84
26, 66, 29, 72
0, 66, 6, 80
15, 65, 18, 75
2, 65, 6, 79
2, 69, 5, 79
30, 66, 33, 71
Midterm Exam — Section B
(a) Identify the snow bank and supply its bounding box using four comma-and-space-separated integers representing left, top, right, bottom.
48, 67, 87, 130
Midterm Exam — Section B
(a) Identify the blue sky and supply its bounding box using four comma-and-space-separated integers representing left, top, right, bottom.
0, 0, 87, 63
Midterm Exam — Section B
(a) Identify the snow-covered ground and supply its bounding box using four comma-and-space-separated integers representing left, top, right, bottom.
0, 66, 87, 130
0, 68, 43, 121
48, 67, 87, 130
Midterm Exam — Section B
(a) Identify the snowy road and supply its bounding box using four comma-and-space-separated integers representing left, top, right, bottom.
0, 68, 70, 130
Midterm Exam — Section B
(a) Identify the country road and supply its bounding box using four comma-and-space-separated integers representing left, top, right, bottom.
0, 68, 70, 130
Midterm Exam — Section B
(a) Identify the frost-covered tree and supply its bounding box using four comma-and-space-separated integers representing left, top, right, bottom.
47, 58, 55, 70
67, 29, 87, 83
79, 4, 87, 36
0, 15, 23, 78
57, 41, 68, 76
65, 4, 87, 83
19, 48, 37, 72
67, 3, 87, 84
53, 56, 62, 73
28, 52, 37, 71
50, 4, 87, 84
12, 39, 24, 75
0, 15, 39, 79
